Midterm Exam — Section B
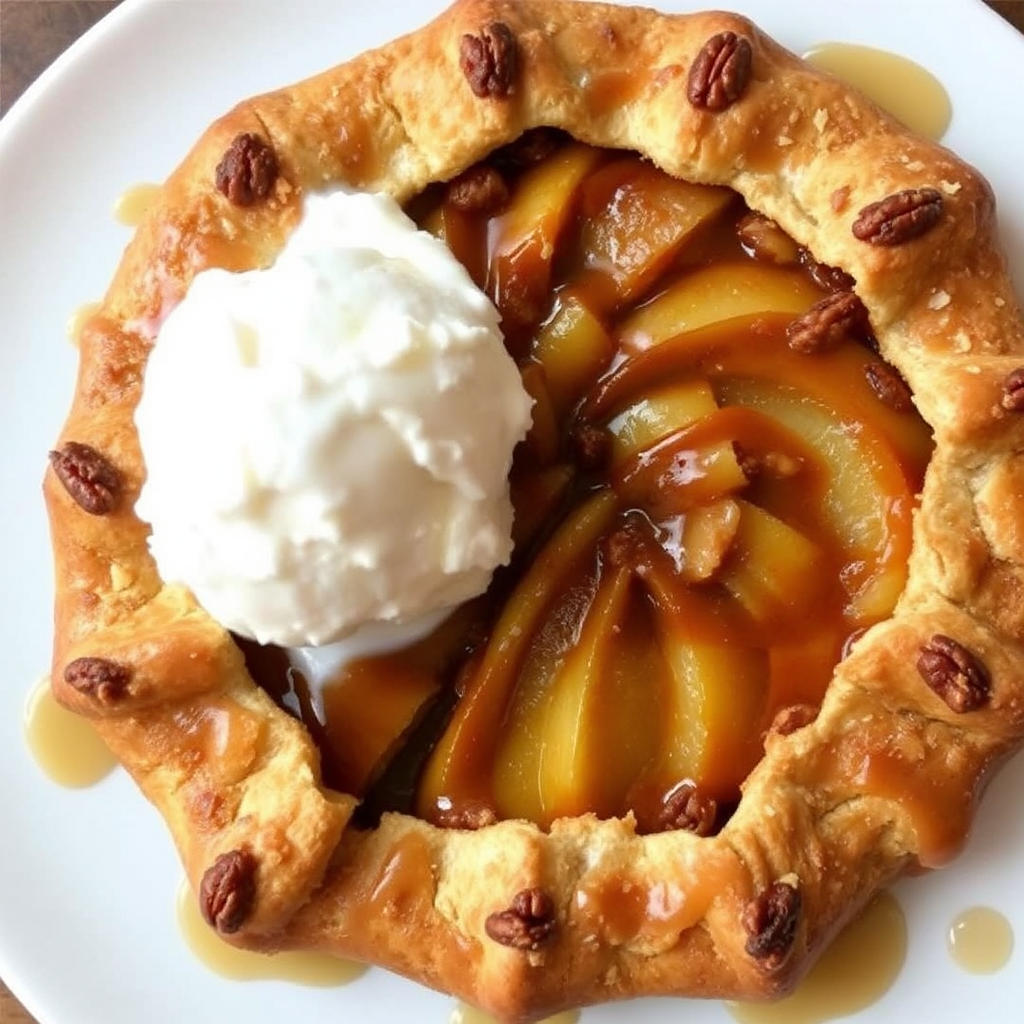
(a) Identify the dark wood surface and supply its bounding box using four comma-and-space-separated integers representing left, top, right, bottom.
2, 1, 1023, 1021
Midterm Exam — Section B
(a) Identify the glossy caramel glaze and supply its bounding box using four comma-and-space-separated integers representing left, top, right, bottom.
244, 141, 932, 835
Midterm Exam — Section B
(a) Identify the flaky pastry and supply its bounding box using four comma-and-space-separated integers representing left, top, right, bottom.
44, 1, 1024, 1020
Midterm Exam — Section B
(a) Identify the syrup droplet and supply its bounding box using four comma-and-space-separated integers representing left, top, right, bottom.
948, 906, 1014, 974
112, 182, 161, 227
66, 301, 100, 347
449, 1004, 580, 1024
24, 675, 117, 787
804, 43, 952, 141
726, 891, 906, 1024
175, 880, 367, 985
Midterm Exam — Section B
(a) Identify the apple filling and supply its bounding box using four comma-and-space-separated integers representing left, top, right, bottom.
239, 133, 932, 837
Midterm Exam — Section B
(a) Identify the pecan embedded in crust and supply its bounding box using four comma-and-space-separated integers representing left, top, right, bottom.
742, 878, 801, 969
800, 251, 857, 295
460, 22, 518, 99
736, 212, 799, 265
48, 441, 122, 515
687, 31, 753, 111
1000, 368, 1024, 411
916, 634, 991, 713
485, 887, 557, 950
658, 781, 717, 836
215, 132, 279, 206
200, 849, 258, 934
493, 127, 565, 168
63, 657, 131, 702
864, 361, 914, 412
445, 165, 510, 215
787, 291, 871, 354
852, 187, 943, 246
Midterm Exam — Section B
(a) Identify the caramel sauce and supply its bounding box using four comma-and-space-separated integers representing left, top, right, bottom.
23, 675, 117, 788
66, 300, 100, 347
575, 845, 743, 946
112, 182, 161, 227
804, 43, 951, 141
948, 906, 1014, 974
241, 138, 932, 836
171, 697, 264, 786
727, 891, 907, 1024
575, 873, 648, 946
580, 69, 652, 118
851, 747, 973, 868
363, 832, 436, 921
450, 1003, 580, 1024
176, 880, 367, 985
236, 616, 473, 803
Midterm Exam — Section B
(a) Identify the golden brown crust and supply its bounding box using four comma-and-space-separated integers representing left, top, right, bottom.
44, 1, 1024, 1020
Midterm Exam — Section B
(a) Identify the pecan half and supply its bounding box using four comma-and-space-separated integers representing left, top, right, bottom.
852, 187, 943, 246
737, 212, 799, 265
787, 291, 871, 354
658, 781, 717, 836
200, 849, 258, 934
492, 128, 565, 169
742, 878, 801, 969
865, 361, 914, 412
799, 251, 857, 295
916, 634, 991, 713
445, 165, 509, 215
687, 31, 753, 111
1000, 368, 1024, 412
215, 132, 279, 206
63, 657, 131, 702
48, 441, 122, 515
460, 22, 518, 99
485, 887, 557, 950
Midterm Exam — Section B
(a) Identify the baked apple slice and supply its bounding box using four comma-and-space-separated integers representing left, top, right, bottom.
611, 421, 749, 516
618, 260, 823, 352
720, 377, 919, 622
531, 288, 614, 414
487, 143, 602, 338
416, 490, 618, 822
573, 155, 733, 308
606, 379, 719, 463
718, 499, 827, 628
492, 562, 649, 825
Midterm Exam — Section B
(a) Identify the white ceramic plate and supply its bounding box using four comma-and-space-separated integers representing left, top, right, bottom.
2, 2, 1023, 1022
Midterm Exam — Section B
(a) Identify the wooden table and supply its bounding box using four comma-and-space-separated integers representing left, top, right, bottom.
2, 1, 1023, 1021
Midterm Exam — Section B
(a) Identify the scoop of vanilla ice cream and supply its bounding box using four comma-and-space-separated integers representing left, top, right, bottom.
134, 190, 532, 647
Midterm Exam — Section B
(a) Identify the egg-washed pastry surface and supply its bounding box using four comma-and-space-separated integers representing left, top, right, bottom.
44, 1, 1024, 1021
